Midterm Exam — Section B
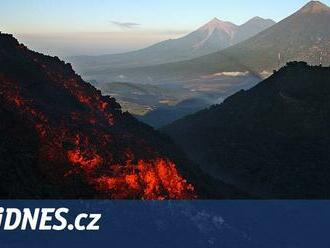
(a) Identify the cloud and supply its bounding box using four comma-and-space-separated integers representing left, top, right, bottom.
111, 21, 140, 29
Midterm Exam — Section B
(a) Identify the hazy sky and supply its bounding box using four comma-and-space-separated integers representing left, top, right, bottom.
1, 0, 329, 57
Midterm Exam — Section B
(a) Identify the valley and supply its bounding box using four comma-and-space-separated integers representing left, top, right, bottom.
94, 73, 260, 127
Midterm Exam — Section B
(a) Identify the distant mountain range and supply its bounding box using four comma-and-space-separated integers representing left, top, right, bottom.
69, 17, 275, 71
163, 62, 330, 198
83, 1, 330, 84
177, 0, 330, 76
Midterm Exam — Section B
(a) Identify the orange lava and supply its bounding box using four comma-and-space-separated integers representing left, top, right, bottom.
95, 159, 195, 200
67, 149, 103, 171
0, 61, 196, 199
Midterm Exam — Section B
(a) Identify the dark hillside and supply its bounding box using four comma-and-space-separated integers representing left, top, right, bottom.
164, 62, 330, 198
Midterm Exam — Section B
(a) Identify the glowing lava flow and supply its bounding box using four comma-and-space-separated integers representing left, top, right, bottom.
0, 36, 196, 199
85, 159, 195, 200
65, 134, 195, 199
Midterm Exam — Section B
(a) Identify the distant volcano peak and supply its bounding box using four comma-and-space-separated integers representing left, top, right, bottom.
298, 1, 330, 14
199, 18, 237, 36
248, 16, 273, 22
210, 17, 221, 22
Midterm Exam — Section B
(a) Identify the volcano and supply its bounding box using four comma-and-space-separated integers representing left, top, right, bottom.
0, 32, 201, 199
0, 32, 245, 199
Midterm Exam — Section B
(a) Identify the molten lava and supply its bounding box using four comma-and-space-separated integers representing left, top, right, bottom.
95, 159, 195, 199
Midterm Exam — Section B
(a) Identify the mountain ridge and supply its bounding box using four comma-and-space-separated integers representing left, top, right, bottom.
69, 16, 275, 73
97, 1, 330, 84
297, 1, 330, 14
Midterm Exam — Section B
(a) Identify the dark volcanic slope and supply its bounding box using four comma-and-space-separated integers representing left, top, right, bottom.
163, 62, 330, 198
0, 32, 199, 199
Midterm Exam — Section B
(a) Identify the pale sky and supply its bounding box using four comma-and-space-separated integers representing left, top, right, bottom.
1, 0, 329, 57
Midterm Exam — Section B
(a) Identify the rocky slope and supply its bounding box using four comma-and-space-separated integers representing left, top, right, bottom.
0, 31, 243, 199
